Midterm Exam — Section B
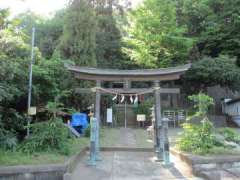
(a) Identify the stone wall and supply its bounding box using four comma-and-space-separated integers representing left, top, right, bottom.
171, 148, 240, 179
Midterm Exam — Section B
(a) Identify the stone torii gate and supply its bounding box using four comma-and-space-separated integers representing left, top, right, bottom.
67, 64, 191, 162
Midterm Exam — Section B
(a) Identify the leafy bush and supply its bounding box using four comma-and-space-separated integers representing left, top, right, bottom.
185, 56, 240, 90
0, 117, 18, 151
177, 93, 222, 154
20, 118, 70, 155
178, 120, 221, 154
84, 126, 90, 137
0, 130, 17, 151
219, 128, 240, 144
188, 93, 214, 116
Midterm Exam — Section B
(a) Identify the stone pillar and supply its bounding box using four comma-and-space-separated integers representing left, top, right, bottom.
63, 173, 72, 180
162, 118, 170, 165
154, 80, 163, 161
95, 80, 101, 124
95, 80, 101, 160
88, 117, 97, 166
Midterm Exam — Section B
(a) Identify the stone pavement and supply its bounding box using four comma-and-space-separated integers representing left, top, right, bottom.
117, 128, 137, 147
71, 128, 202, 180
71, 151, 203, 180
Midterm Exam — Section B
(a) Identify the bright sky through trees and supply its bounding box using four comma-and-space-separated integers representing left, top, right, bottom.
0, 0, 143, 17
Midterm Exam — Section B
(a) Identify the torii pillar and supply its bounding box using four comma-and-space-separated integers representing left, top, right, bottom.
95, 80, 101, 160
154, 80, 164, 160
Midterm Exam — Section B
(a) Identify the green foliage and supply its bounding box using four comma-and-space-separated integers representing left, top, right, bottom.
60, 0, 97, 66
0, 138, 89, 166
124, 0, 193, 68
133, 98, 153, 119
15, 10, 65, 59
178, 93, 219, 154
178, 121, 220, 154
179, 0, 240, 65
0, 9, 10, 30
20, 119, 70, 155
218, 128, 240, 144
188, 93, 214, 116
84, 126, 90, 138
199, 0, 240, 61
185, 55, 240, 89
178, 0, 211, 36
0, 132, 17, 151
95, 1, 124, 68
0, 117, 18, 151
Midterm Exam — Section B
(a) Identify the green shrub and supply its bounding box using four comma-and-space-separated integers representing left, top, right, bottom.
20, 118, 70, 155
0, 117, 18, 151
178, 120, 220, 154
219, 128, 240, 144
177, 93, 221, 154
0, 131, 17, 151
188, 93, 214, 116
84, 126, 90, 137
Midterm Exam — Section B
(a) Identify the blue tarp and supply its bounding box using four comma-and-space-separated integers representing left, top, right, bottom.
71, 113, 88, 129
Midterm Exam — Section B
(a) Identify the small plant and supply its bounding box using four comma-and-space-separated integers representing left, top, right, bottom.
188, 93, 214, 117
178, 120, 221, 154
178, 93, 220, 154
20, 118, 70, 155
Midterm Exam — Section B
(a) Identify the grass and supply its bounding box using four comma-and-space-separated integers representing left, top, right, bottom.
0, 127, 201, 166
0, 137, 89, 167
0, 127, 123, 166
0, 127, 120, 166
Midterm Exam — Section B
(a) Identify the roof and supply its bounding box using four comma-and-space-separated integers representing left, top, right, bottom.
66, 64, 191, 81
226, 97, 240, 105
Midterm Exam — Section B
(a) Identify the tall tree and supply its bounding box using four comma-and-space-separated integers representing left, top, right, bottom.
94, 0, 123, 68
0, 9, 10, 30
179, 0, 240, 65
16, 11, 65, 59
124, 0, 193, 68
185, 55, 240, 90
59, 0, 97, 66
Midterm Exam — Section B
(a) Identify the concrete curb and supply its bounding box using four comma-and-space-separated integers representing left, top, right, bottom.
100, 147, 153, 152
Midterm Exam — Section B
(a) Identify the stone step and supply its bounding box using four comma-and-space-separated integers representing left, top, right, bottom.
199, 169, 240, 180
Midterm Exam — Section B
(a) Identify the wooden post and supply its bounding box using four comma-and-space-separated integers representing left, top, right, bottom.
154, 80, 163, 161
95, 80, 101, 160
